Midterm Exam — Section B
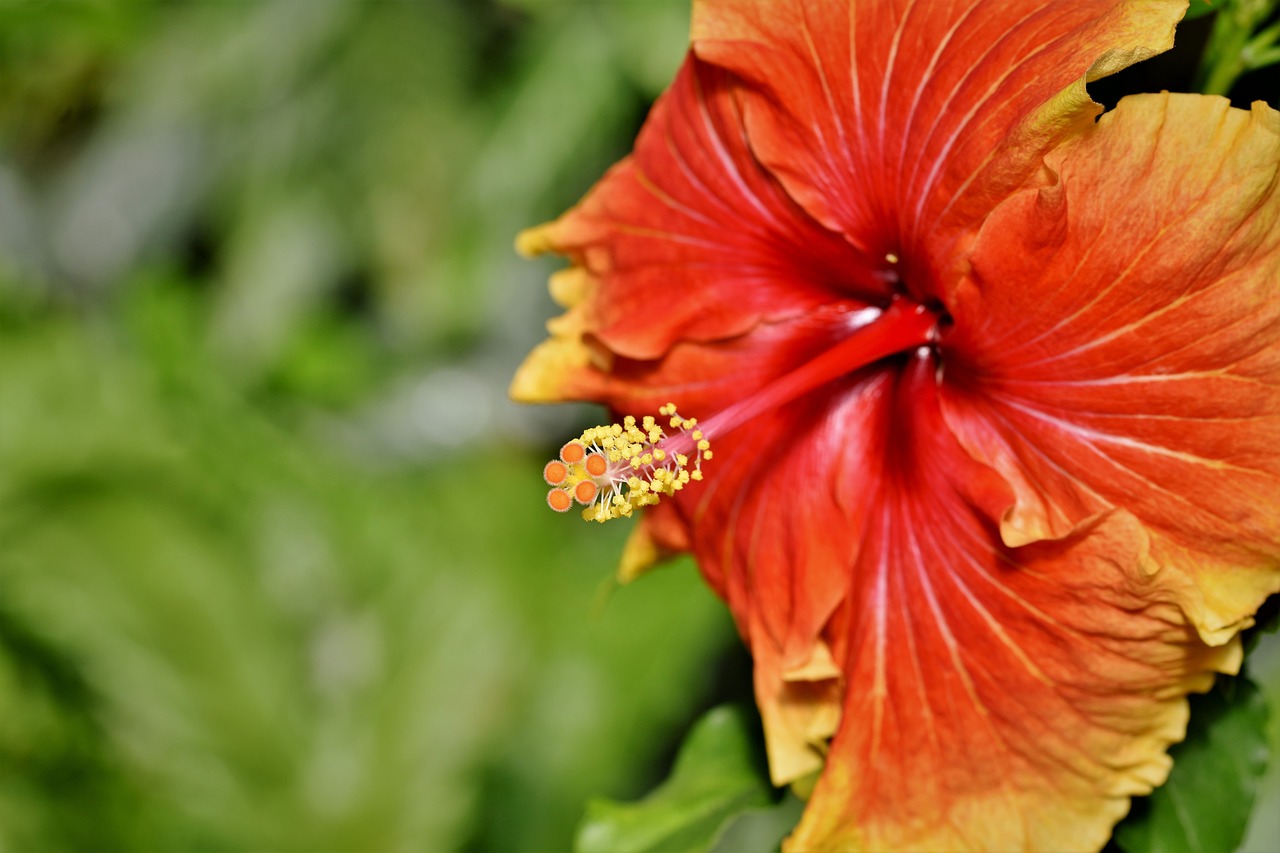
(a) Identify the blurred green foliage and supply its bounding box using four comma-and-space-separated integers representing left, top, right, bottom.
0, 0, 740, 850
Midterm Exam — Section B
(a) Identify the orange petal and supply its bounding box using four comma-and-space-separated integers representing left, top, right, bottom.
509, 331, 598, 403
944, 93, 1280, 642
517, 55, 887, 364
691, 0, 1185, 291
780, 358, 1235, 851
790, 507, 1239, 852
754, 635, 843, 786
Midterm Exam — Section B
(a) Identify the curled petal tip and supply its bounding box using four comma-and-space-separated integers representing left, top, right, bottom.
509, 338, 590, 403
548, 267, 592, 308
515, 223, 556, 257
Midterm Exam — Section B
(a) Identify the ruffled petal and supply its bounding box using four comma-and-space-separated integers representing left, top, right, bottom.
944, 94, 1280, 642
690, 0, 1186, 291
516, 55, 884, 367
777, 357, 1238, 852
670, 370, 901, 781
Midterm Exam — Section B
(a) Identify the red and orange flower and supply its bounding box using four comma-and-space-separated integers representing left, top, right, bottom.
513, 1, 1280, 850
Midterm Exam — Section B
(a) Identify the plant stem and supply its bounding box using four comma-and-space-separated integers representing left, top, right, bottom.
1195, 0, 1280, 96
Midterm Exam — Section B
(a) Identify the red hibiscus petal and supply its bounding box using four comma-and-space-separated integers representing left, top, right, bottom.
658, 348, 1237, 850
944, 94, 1280, 642
517, 55, 887, 364
680, 370, 895, 781
768, 356, 1236, 851
691, 0, 1185, 293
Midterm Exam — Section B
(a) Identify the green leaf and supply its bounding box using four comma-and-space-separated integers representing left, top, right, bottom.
709, 793, 806, 853
1244, 596, 1280, 656
1113, 676, 1269, 853
575, 706, 775, 853
1184, 0, 1219, 20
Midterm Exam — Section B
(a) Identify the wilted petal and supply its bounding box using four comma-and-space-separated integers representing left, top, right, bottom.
945, 94, 1280, 643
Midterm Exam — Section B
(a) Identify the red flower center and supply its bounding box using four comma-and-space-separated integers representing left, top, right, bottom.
697, 294, 942, 443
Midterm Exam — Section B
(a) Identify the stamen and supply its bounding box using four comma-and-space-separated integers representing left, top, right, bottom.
540, 403, 711, 523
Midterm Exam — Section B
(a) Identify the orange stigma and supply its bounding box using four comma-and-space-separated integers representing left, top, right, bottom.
543, 460, 568, 485
574, 480, 599, 504
547, 488, 573, 512
585, 453, 608, 477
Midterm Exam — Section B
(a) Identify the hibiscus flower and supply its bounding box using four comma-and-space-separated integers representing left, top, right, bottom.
512, 1, 1280, 849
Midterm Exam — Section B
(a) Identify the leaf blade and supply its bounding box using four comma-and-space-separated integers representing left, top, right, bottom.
574, 706, 774, 853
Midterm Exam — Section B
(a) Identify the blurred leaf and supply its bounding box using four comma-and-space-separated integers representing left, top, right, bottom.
0, 273, 735, 851
1113, 676, 1269, 853
1240, 626, 1280, 852
708, 792, 805, 853
1185, 1, 1219, 20
575, 705, 773, 853
1245, 596, 1280, 655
